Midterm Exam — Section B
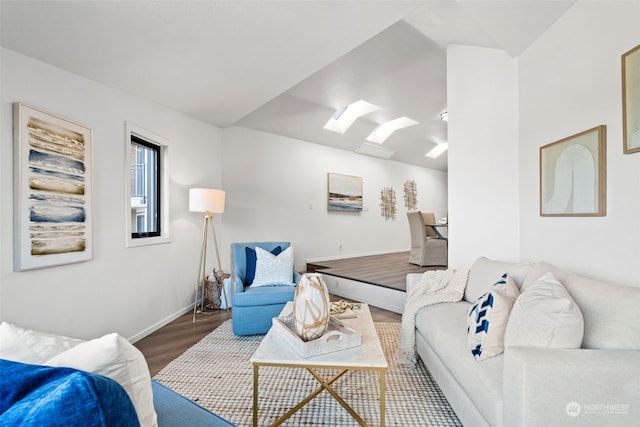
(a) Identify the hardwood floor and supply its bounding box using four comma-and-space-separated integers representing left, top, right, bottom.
308, 251, 442, 291
135, 296, 400, 377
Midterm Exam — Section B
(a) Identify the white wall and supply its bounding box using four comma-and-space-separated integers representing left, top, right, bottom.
220, 126, 448, 273
447, 45, 521, 268
0, 48, 224, 340
518, 1, 640, 286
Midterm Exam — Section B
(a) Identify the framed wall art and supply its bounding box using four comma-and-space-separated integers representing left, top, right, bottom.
540, 125, 606, 217
327, 172, 363, 212
622, 43, 640, 154
13, 103, 93, 270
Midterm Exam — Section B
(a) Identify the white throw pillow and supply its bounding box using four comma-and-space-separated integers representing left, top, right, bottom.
0, 322, 157, 427
505, 272, 584, 349
0, 321, 84, 364
251, 246, 294, 287
467, 273, 520, 361
465, 257, 532, 303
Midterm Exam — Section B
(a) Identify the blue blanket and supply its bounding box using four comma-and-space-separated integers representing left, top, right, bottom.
0, 359, 140, 427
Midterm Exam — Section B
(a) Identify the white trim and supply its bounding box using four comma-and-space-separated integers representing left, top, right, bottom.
325, 275, 405, 314
128, 303, 192, 343
125, 122, 171, 247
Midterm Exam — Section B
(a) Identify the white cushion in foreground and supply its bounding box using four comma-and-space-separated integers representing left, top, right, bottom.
0, 321, 157, 427
505, 272, 584, 349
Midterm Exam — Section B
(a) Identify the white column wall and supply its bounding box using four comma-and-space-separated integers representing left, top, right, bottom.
447, 45, 520, 268
518, 1, 640, 286
220, 126, 448, 273
0, 48, 223, 340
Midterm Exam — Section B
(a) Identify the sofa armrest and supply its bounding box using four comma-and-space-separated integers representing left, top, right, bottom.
405, 273, 423, 294
504, 347, 640, 427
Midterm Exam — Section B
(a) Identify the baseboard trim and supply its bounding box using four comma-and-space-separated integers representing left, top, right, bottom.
128, 303, 195, 343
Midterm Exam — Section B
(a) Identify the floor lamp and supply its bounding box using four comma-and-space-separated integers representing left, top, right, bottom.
189, 188, 228, 323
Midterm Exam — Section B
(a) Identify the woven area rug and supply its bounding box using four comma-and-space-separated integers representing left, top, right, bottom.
154, 320, 461, 427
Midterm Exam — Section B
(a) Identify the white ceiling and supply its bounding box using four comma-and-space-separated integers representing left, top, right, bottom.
0, 1, 576, 171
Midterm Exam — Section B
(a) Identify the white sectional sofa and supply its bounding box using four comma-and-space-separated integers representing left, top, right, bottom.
406, 257, 640, 427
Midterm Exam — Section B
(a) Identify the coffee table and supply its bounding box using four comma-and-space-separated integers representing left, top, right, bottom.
250, 302, 387, 427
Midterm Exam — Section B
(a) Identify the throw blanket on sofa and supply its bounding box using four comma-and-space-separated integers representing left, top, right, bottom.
399, 268, 469, 364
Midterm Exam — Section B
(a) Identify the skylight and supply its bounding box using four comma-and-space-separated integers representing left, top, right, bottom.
425, 143, 448, 158
366, 116, 419, 143
323, 100, 381, 134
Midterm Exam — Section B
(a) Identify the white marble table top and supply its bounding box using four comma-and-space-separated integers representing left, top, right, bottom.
251, 302, 387, 369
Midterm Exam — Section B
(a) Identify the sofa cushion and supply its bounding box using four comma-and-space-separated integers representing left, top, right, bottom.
415, 302, 504, 427
522, 263, 640, 350
232, 285, 296, 307
505, 272, 583, 349
251, 246, 294, 287
465, 257, 532, 303
467, 273, 519, 361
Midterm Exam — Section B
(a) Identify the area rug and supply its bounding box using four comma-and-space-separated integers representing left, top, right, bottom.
154, 320, 461, 426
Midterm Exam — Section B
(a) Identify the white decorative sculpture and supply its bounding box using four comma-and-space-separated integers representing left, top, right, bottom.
293, 273, 331, 341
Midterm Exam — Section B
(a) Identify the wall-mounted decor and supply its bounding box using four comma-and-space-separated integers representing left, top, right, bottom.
13, 103, 93, 270
622, 43, 640, 154
327, 173, 363, 212
403, 180, 417, 210
380, 187, 396, 221
540, 125, 606, 217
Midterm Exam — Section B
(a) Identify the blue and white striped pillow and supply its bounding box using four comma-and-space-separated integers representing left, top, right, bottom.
467, 273, 519, 361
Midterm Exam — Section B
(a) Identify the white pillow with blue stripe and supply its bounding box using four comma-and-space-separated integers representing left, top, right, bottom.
467, 273, 519, 361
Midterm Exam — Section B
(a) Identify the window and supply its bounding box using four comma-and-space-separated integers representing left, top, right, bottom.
126, 123, 170, 247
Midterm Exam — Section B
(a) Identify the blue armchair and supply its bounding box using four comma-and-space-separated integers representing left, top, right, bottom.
230, 242, 300, 336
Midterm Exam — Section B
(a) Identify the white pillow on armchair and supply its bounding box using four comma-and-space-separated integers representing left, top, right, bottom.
251, 246, 294, 287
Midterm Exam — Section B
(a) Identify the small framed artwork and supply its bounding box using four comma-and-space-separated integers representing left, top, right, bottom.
13, 103, 93, 270
327, 173, 363, 212
540, 125, 606, 217
622, 43, 640, 154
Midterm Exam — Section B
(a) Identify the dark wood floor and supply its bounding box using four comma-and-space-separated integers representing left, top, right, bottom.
135, 296, 401, 377
307, 251, 442, 291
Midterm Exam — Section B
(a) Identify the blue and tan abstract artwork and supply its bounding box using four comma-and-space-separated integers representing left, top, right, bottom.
327, 173, 363, 212
14, 104, 92, 270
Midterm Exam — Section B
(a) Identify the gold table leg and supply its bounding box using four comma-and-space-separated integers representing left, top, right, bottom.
253, 364, 259, 427
253, 364, 386, 427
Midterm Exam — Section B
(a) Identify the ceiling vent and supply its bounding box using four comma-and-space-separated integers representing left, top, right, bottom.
355, 142, 395, 159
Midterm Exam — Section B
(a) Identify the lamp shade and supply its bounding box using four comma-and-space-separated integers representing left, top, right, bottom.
189, 188, 225, 213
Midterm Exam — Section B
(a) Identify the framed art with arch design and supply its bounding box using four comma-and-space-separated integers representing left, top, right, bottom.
622, 43, 640, 154
540, 125, 606, 217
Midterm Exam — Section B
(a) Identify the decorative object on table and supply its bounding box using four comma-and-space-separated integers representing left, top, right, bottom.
403, 180, 417, 210
189, 188, 228, 322
272, 313, 362, 358
327, 172, 363, 212
622, 43, 640, 154
12, 103, 93, 271
540, 125, 606, 217
330, 300, 362, 315
380, 186, 396, 220
293, 273, 331, 341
